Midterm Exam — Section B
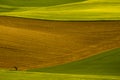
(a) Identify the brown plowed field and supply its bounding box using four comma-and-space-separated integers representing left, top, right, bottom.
0, 16, 120, 70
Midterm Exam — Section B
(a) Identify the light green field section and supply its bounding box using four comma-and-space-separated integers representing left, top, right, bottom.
0, 0, 120, 20
29, 48, 120, 76
0, 70, 120, 80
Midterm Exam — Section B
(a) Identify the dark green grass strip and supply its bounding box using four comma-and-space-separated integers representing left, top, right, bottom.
0, 0, 85, 7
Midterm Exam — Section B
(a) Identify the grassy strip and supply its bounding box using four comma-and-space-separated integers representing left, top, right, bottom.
0, 70, 120, 80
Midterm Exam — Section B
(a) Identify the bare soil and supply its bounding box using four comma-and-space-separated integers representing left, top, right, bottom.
0, 16, 120, 70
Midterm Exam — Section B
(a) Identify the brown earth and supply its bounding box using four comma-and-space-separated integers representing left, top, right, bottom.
0, 16, 120, 70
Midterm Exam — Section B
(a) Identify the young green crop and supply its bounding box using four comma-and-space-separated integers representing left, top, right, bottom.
0, 70, 120, 80
0, 0, 84, 7
0, 0, 120, 20
29, 48, 120, 76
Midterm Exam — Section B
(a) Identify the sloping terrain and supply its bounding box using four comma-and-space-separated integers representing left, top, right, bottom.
0, 0, 120, 20
1, 48, 120, 80
29, 48, 120, 76
1, 70, 120, 80
0, 0, 120, 79
0, 16, 120, 70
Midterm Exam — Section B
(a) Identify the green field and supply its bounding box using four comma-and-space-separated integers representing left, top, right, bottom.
29, 48, 120, 76
0, 48, 120, 80
0, 0, 120, 20
0, 0, 120, 80
1, 70, 120, 80
0, 0, 83, 7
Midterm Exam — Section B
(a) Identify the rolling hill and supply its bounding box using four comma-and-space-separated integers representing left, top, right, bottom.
0, 48, 120, 80
29, 48, 120, 76
0, 16, 120, 70
1, 48, 120, 80
0, 0, 120, 72
1, 69, 120, 80
0, 0, 120, 20
0, 0, 120, 79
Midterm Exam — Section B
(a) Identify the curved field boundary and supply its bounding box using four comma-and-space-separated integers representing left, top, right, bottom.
0, 16, 120, 70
